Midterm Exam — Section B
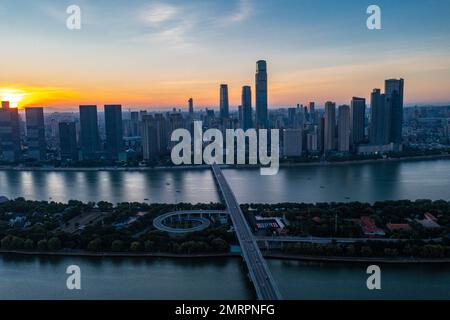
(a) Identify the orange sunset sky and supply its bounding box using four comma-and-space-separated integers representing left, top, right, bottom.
1, 0, 449, 110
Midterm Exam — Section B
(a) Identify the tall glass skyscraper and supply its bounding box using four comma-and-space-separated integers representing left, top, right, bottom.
241, 86, 253, 130
79, 105, 100, 160
350, 97, 366, 147
104, 104, 123, 160
188, 98, 194, 117
219, 84, 229, 119
385, 79, 404, 144
324, 101, 336, 152
370, 89, 390, 145
338, 105, 351, 152
255, 60, 268, 128
25, 107, 46, 161
0, 101, 21, 162
59, 121, 78, 162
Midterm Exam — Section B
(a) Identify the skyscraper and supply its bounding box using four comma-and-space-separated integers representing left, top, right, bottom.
220, 85, 229, 119
385, 79, 404, 144
288, 108, 296, 127
188, 98, 194, 117
324, 101, 336, 152
25, 107, 46, 161
59, 121, 78, 162
130, 111, 140, 137
309, 102, 315, 114
309, 102, 316, 124
255, 60, 268, 128
337, 105, 350, 152
370, 89, 390, 145
283, 129, 303, 157
104, 105, 123, 160
142, 114, 168, 160
0, 101, 21, 162
351, 97, 366, 147
242, 85, 253, 130
318, 116, 325, 154
79, 105, 100, 160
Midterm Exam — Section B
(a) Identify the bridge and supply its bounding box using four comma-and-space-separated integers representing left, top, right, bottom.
211, 164, 282, 300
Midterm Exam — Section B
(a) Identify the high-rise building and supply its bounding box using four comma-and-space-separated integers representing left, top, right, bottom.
385, 79, 404, 144
142, 114, 168, 160
288, 108, 296, 127
59, 121, 78, 162
220, 85, 229, 119
188, 98, 194, 117
318, 116, 325, 154
307, 126, 319, 153
309, 102, 316, 124
337, 105, 351, 152
370, 89, 390, 145
255, 60, 268, 128
238, 105, 243, 125
0, 101, 21, 162
324, 101, 336, 152
351, 97, 366, 147
129, 111, 140, 137
309, 102, 315, 114
25, 107, 46, 161
104, 105, 123, 160
79, 105, 100, 160
242, 86, 253, 130
283, 129, 303, 157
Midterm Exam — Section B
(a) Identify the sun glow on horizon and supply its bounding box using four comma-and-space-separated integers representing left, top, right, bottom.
0, 89, 28, 108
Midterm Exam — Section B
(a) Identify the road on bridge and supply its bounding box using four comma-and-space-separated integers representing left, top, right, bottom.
212, 164, 282, 300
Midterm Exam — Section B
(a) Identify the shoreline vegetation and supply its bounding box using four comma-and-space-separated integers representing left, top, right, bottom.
0, 153, 449, 172
1, 199, 450, 263
1, 249, 450, 264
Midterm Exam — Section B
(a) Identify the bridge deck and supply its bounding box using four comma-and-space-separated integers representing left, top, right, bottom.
211, 164, 282, 300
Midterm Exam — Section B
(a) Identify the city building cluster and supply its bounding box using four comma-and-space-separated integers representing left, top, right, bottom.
0, 61, 449, 165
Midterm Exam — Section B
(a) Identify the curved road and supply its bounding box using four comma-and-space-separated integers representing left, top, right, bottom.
153, 210, 226, 234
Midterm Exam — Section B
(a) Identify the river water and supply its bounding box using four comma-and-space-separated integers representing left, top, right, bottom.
1, 159, 449, 299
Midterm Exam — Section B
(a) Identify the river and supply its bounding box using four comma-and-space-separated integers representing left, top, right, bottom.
1, 159, 450, 299
1, 159, 450, 204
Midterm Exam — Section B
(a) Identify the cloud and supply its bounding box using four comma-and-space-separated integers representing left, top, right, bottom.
226, 0, 253, 24
133, 2, 196, 49
139, 3, 178, 26
133, 1, 253, 49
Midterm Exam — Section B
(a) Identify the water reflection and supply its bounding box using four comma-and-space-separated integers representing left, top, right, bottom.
0, 159, 449, 204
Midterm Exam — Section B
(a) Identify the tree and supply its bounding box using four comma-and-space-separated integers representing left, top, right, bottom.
48, 237, 62, 251
346, 245, 356, 256
1, 236, 13, 250
87, 238, 102, 252
360, 246, 373, 257
111, 240, 124, 252
211, 238, 229, 252
11, 237, 25, 250
37, 239, 48, 251
144, 240, 155, 252
24, 239, 35, 251
130, 241, 142, 252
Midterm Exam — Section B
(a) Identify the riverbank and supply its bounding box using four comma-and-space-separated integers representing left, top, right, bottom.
2, 249, 450, 264
1, 153, 449, 172
280, 153, 450, 168
263, 252, 450, 264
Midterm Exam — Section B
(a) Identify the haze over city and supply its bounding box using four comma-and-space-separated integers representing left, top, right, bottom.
1, 0, 450, 109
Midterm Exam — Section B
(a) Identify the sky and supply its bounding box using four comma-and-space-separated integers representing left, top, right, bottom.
0, 0, 450, 110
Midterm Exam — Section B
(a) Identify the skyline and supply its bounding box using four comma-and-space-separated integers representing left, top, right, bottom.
1, 0, 450, 109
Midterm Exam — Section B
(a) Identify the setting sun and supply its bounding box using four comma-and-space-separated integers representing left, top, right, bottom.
0, 89, 28, 108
